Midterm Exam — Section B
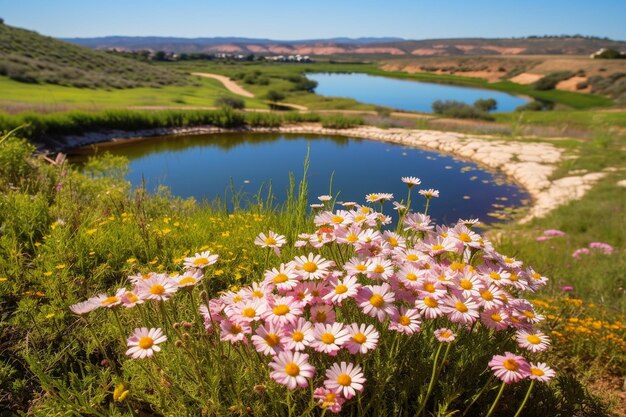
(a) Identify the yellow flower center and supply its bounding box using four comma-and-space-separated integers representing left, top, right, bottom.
491, 313, 502, 322
431, 244, 444, 251
481, 290, 494, 301
150, 284, 165, 295
504, 258, 514, 264
523, 311, 535, 319
272, 304, 290, 316
284, 362, 300, 377
265, 333, 281, 347
406, 254, 419, 261
369, 294, 385, 308
101, 296, 119, 306
179, 277, 196, 285
138, 336, 154, 349
233, 295, 243, 303
439, 330, 452, 339
337, 374, 352, 386
332, 215, 344, 224
316, 312, 327, 322
354, 215, 366, 222
455, 301, 468, 313
335, 284, 348, 294
292, 331, 304, 342
125, 293, 138, 303
531, 272, 541, 280
230, 324, 242, 334
503, 358, 520, 371
242, 307, 256, 318
405, 273, 417, 282
510, 273, 519, 282
321, 333, 335, 345
352, 333, 367, 344
531, 368, 545, 377
373, 264, 385, 274
458, 233, 472, 242
398, 315, 411, 326
252, 290, 264, 298
192, 257, 209, 266
356, 264, 367, 272
273, 273, 289, 284
264, 237, 277, 245
460, 279, 473, 290
423, 282, 435, 291
489, 272, 501, 281
450, 262, 465, 271
302, 262, 318, 273
388, 237, 398, 247
424, 297, 438, 308
527, 335, 541, 345
347, 234, 359, 243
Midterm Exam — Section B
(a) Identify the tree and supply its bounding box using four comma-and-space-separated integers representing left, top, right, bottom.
0, 17, 4, 24
265, 90, 285, 104
474, 98, 497, 112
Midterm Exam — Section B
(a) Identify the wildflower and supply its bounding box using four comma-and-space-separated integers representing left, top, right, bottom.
310, 203, 324, 209
441, 294, 479, 324
365, 193, 393, 203
252, 322, 287, 356
480, 308, 510, 331
488, 352, 531, 384
392, 201, 407, 211
310, 304, 336, 324
419, 189, 440, 198
434, 327, 456, 343
314, 387, 345, 413
312, 323, 350, 356
69, 300, 98, 315
356, 283, 397, 322
589, 242, 614, 255
389, 307, 422, 335
366, 257, 395, 281
183, 251, 218, 269
91, 288, 126, 308
415, 295, 444, 319
543, 229, 566, 237
113, 382, 129, 402
344, 323, 379, 354
528, 362, 556, 382
136, 275, 177, 301
572, 248, 591, 259
323, 275, 361, 305
269, 351, 315, 390
263, 296, 303, 325
254, 231, 287, 256
284, 317, 315, 351
219, 320, 250, 344
324, 362, 366, 399
172, 269, 204, 288
231, 298, 267, 323
560, 285, 574, 292
401, 176, 421, 187
120, 289, 144, 308
515, 330, 551, 352
293, 253, 334, 280
263, 264, 300, 292
318, 195, 332, 202
125, 328, 167, 359
403, 212, 434, 232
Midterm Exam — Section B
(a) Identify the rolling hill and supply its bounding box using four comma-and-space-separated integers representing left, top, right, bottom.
0, 23, 188, 88
63, 35, 626, 56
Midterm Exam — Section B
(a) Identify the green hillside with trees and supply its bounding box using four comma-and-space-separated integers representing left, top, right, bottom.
0, 23, 189, 88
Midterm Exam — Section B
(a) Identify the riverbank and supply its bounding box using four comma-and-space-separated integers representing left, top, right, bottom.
67, 123, 607, 223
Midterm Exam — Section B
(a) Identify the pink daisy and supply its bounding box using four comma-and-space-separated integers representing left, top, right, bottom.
251, 322, 288, 356
488, 352, 531, 384
389, 307, 422, 335
528, 362, 556, 382
125, 328, 167, 359
515, 329, 551, 353
323, 275, 361, 305
263, 263, 300, 292
324, 362, 366, 399
269, 351, 315, 390
344, 323, 379, 354
434, 327, 456, 343
312, 323, 350, 356
183, 251, 218, 269
284, 317, 315, 351
135, 274, 178, 301
313, 387, 346, 413
254, 231, 287, 256
356, 283, 397, 322
292, 253, 334, 280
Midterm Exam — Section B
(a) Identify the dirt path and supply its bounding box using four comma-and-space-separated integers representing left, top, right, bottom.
191, 72, 255, 98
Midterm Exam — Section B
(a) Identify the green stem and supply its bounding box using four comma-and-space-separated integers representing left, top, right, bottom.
513, 380, 535, 417
424, 198, 431, 216
461, 377, 493, 417
485, 381, 507, 417
416, 343, 443, 416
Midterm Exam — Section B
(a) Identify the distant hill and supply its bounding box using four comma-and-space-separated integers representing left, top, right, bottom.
0, 24, 187, 88
63, 35, 626, 56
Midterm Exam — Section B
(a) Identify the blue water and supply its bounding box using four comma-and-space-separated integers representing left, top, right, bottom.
307, 73, 528, 113
85, 133, 528, 224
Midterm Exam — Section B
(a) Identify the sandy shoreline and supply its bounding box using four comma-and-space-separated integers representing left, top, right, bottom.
63, 124, 605, 223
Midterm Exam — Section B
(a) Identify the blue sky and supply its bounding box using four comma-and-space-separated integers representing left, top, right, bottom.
3, 0, 626, 40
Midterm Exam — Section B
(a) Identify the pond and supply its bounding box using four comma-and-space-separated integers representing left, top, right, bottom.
307, 73, 528, 113
79, 132, 528, 224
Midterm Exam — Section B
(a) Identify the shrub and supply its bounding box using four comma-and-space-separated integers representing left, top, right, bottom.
265, 90, 286, 103
533, 72, 574, 91
515, 101, 548, 112
320, 115, 364, 129
474, 98, 497, 112
214, 96, 246, 110
245, 112, 282, 128
431, 100, 494, 121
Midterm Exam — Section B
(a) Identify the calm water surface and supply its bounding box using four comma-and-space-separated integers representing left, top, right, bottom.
86, 133, 528, 224
307, 73, 528, 113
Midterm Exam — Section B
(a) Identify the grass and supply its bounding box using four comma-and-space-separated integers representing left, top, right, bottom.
0, 135, 622, 415
0, 76, 267, 111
